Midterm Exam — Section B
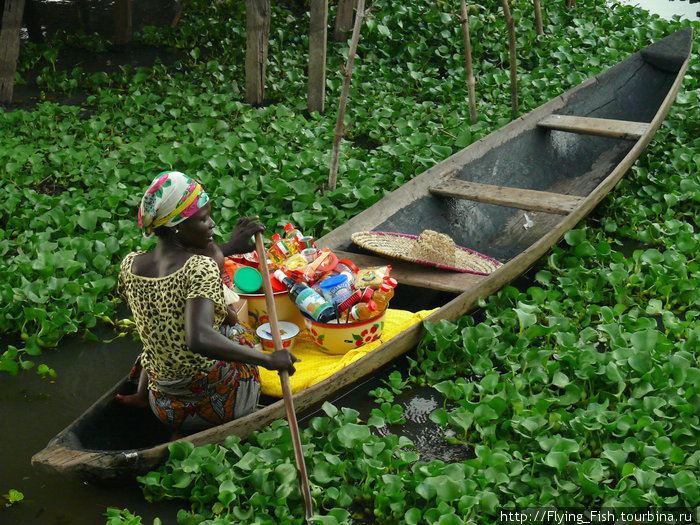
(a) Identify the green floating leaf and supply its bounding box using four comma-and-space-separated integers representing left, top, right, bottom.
335, 423, 371, 449
564, 229, 587, 246
544, 451, 569, 473
628, 351, 653, 374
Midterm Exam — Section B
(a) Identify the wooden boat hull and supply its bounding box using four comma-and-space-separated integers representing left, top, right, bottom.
32, 28, 692, 482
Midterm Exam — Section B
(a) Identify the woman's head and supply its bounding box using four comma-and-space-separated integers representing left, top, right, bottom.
138, 170, 211, 237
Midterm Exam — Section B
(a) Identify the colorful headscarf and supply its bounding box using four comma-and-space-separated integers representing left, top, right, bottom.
138, 171, 210, 237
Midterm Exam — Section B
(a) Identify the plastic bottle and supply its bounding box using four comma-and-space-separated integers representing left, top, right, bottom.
273, 270, 336, 323
347, 300, 378, 322
267, 234, 291, 267
372, 278, 397, 312
283, 223, 304, 253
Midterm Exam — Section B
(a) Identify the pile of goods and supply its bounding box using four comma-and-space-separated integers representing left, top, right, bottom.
225, 224, 397, 326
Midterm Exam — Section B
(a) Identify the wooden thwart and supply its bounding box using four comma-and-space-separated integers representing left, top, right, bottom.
429, 179, 584, 215
537, 114, 650, 140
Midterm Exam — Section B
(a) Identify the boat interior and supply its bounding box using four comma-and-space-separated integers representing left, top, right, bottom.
332, 30, 689, 274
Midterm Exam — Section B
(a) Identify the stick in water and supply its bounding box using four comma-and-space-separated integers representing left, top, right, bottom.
254, 233, 314, 523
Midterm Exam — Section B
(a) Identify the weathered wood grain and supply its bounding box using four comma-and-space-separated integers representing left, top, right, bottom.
537, 114, 650, 140
429, 179, 585, 215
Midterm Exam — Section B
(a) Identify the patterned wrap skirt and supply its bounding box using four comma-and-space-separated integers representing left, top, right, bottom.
131, 322, 261, 431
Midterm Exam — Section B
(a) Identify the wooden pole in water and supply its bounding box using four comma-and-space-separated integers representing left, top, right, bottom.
534, 0, 544, 36
0, 0, 25, 104
334, 0, 356, 41
328, 0, 366, 192
254, 234, 314, 523
499, 0, 518, 118
245, 0, 271, 106
308, 0, 328, 114
113, 0, 133, 46
459, 0, 478, 124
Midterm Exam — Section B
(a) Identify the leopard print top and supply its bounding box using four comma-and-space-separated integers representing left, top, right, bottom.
118, 252, 227, 382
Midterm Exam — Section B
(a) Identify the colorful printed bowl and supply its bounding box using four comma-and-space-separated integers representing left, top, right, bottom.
256, 321, 300, 351
240, 290, 306, 331
305, 309, 386, 355
233, 297, 248, 323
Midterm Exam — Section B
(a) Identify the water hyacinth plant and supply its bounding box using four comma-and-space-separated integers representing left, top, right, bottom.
0, 0, 696, 375
0, 0, 696, 522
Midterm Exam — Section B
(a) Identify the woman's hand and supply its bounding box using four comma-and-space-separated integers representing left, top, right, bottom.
222, 216, 265, 255
264, 350, 300, 375
225, 306, 239, 327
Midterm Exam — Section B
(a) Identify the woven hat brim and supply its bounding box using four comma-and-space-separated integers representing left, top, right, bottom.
351, 231, 502, 275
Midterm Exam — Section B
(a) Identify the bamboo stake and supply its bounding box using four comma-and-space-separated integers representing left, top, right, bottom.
499, 0, 518, 118
328, 0, 366, 192
534, 0, 543, 36
459, 0, 477, 124
254, 234, 314, 523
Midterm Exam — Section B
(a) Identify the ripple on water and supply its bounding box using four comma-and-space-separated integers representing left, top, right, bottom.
376, 386, 472, 464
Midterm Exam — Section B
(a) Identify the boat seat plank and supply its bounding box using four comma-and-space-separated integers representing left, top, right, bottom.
428, 179, 584, 215
330, 249, 488, 293
537, 114, 650, 140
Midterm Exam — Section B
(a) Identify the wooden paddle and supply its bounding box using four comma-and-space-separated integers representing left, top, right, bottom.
254, 233, 314, 523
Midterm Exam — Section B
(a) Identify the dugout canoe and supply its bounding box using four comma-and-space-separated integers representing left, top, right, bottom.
32, 28, 693, 482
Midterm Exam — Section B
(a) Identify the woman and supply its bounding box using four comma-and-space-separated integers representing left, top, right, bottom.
117, 170, 297, 432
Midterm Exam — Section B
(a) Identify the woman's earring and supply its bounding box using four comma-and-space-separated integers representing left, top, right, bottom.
174, 228, 180, 234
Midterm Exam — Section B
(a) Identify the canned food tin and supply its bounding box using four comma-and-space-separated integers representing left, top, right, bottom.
298, 236, 315, 250
301, 248, 319, 262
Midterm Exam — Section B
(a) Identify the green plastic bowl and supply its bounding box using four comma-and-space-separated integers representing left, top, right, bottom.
233, 266, 263, 293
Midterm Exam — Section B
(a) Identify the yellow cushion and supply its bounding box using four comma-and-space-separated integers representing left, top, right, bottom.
259, 308, 437, 397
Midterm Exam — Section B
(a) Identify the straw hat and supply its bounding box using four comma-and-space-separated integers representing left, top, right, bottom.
351, 230, 501, 274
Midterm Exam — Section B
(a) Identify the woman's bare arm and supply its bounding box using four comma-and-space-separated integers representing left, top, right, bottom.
185, 297, 297, 373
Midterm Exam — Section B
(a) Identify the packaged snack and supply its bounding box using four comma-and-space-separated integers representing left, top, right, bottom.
355, 265, 392, 289
242, 251, 259, 267
281, 253, 309, 274
224, 258, 245, 283
303, 249, 338, 284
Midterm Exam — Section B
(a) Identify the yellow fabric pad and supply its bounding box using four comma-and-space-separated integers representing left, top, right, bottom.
259, 308, 437, 397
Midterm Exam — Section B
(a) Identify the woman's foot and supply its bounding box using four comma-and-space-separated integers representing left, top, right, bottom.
116, 393, 149, 408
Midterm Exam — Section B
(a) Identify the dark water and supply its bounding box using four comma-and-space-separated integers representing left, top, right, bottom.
23, 0, 180, 42
0, 330, 183, 524
298, 359, 472, 465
